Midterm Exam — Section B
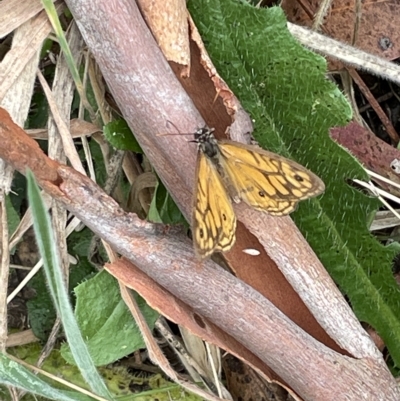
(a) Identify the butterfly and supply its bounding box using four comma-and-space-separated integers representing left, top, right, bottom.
191, 127, 325, 259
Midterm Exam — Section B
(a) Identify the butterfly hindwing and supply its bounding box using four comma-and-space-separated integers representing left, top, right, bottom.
192, 151, 236, 258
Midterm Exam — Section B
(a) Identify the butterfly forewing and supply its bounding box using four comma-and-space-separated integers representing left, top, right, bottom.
217, 141, 325, 215
192, 150, 236, 258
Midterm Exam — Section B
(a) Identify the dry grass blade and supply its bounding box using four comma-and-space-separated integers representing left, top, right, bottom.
119, 284, 231, 401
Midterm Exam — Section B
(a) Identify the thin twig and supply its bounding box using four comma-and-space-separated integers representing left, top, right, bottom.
288, 23, 400, 85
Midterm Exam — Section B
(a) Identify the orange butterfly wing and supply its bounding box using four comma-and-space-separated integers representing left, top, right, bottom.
218, 141, 325, 215
192, 151, 236, 258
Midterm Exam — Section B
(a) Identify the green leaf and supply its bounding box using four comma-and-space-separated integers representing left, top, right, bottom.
81, 138, 107, 187
5, 195, 20, 239
7, 343, 201, 400
27, 259, 94, 341
61, 270, 159, 366
26, 269, 57, 342
0, 353, 92, 401
26, 170, 112, 399
188, 0, 400, 365
68, 227, 95, 257
148, 181, 186, 225
104, 119, 142, 152
27, 91, 49, 128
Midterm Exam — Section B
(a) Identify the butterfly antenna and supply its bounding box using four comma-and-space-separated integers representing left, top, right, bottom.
156, 120, 180, 137
157, 120, 201, 137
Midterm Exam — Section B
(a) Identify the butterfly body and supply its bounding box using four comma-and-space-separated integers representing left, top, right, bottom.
192, 127, 325, 259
